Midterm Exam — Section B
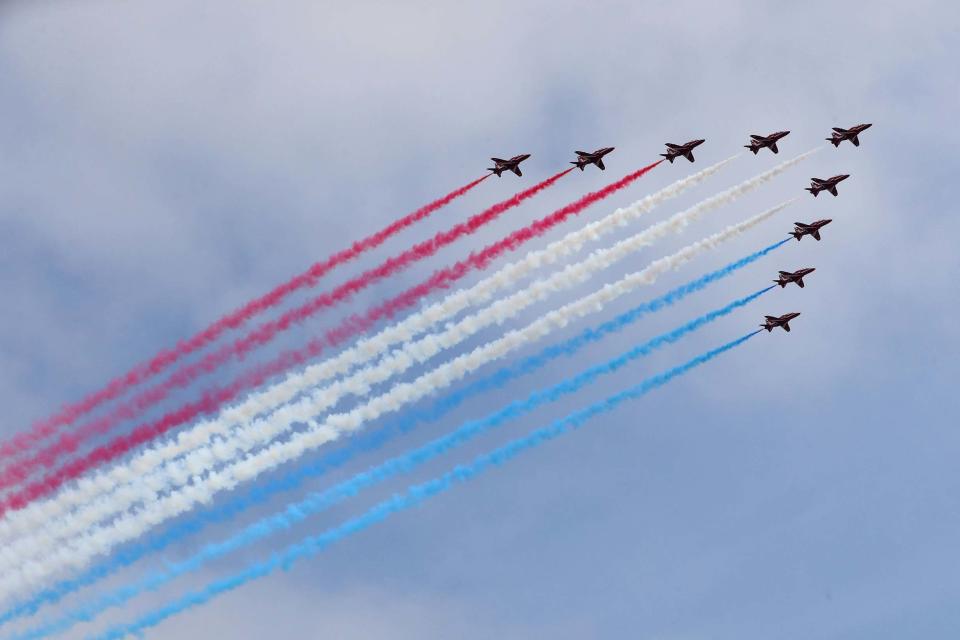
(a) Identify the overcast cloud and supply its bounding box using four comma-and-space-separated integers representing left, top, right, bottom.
1, 1, 958, 638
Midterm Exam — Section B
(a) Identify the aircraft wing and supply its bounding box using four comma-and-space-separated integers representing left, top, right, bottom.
684, 151, 694, 162
491, 157, 506, 163
765, 315, 779, 321
512, 166, 522, 177
783, 323, 791, 332
750, 134, 765, 140
770, 142, 779, 153
832, 127, 846, 133
575, 150, 590, 157
852, 136, 860, 146
596, 158, 605, 170
828, 186, 838, 196
665, 143, 682, 149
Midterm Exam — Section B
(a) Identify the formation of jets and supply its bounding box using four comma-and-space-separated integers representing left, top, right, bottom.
487, 123, 872, 336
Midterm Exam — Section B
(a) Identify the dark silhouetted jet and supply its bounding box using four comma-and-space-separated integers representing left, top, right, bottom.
761, 312, 801, 333
570, 147, 615, 171
487, 154, 531, 177
660, 139, 705, 164
806, 174, 849, 197
790, 219, 832, 241
775, 268, 815, 289
744, 131, 790, 155
827, 123, 872, 147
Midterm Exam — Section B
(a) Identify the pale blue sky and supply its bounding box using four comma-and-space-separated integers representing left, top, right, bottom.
1, 1, 958, 637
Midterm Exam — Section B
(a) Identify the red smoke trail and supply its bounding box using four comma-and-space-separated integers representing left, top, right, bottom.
0, 161, 660, 514
0, 176, 489, 462
0, 170, 567, 491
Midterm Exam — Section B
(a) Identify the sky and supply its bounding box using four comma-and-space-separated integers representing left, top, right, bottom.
0, 1, 958, 638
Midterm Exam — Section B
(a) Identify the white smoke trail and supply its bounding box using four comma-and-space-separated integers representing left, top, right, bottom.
0, 155, 749, 549
0, 200, 795, 598
0, 151, 817, 580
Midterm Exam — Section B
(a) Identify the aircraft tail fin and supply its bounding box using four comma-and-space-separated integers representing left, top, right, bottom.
487, 167, 503, 177
826, 137, 841, 147
745, 144, 759, 154
806, 187, 819, 196
660, 153, 675, 163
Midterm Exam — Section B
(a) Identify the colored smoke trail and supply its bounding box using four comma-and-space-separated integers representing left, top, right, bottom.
2, 159, 754, 570
1, 155, 728, 550
90, 332, 761, 640
14, 288, 774, 638
0, 176, 489, 462
0, 163, 663, 515
0, 170, 564, 492
0, 240, 787, 627
0, 200, 786, 598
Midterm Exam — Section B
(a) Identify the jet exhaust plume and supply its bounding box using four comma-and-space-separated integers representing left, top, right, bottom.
0, 241, 787, 625
1, 155, 802, 575
0, 200, 790, 597
89, 331, 760, 640
0, 164, 670, 515
0, 170, 562, 493
0, 176, 490, 462
0, 155, 721, 549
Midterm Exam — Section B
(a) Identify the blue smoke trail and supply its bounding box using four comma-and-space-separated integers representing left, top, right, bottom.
19, 291, 772, 639
0, 239, 788, 629
91, 331, 760, 640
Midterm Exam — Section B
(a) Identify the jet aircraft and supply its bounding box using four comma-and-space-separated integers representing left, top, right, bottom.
660, 139, 705, 163
790, 219, 832, 241
806, 174, 849, 197
487, 154, 531, 177
744, 131, 790, 154
570, 147, 615, 171
761, 312, 801, 333
775, 268, 816, 289
827, 123, 872, 147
